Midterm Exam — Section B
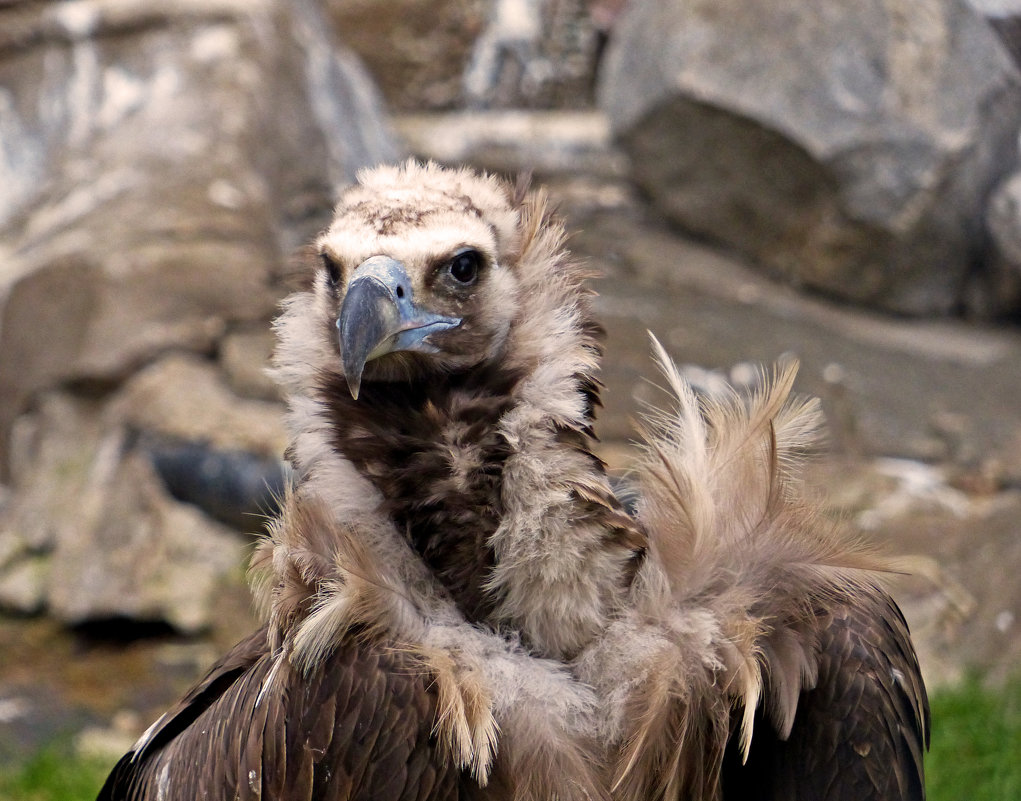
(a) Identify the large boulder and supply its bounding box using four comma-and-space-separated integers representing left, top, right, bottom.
0, 0, 400, 629
0, 0, 399, 476
326, 0, 488, 110
461, 0, 603, 108
968, 0, 1021, 66
0, 393, 245, 632
599, 0, 1021, 317
0, 355, 290, 627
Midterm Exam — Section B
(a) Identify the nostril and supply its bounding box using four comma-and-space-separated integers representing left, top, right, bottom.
396, 285, 405, 299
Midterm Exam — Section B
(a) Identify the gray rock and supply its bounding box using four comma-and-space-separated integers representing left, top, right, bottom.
599, 0, 1021, 317
394, 109, 628, 176
967, 0, 1021, 66
463, 0, 601, 108
0, 0, 399, 475
0, 393, 246, 632
110, 354, 287, 458
0, 354, 286, 626
989, 172, 1021, 266
46, 452, 245, 633
328, 0, 608, 112
554, 175, 1021, 479
0, 0, 399, 628
326, 0, 488, 111
968, 0, 1021, 12
985, 171, 1021, 314
111, 353, 288, 531
219, 328, 281, 402
141, 434, 285, 533
0, 556, 49, 615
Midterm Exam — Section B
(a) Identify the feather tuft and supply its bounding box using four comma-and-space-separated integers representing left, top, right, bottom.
600, 343, 901, 794
419, 646, 500, 784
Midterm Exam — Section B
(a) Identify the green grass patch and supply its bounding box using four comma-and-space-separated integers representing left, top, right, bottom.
927, 674, 1021, 801
0, 744, 114, 801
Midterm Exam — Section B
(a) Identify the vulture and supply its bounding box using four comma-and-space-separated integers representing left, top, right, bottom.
98, 161, 929, 801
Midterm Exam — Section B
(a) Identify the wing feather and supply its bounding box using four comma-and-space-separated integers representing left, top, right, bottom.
97, 628, 467, 801
721, 591, 928, 800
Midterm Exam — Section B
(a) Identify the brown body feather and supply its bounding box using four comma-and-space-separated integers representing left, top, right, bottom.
318, 363, 522, 621
99, 162, 927, 801
100, 625, 470, 801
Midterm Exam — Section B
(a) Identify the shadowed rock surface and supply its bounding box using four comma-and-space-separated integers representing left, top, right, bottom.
970, 0, 1021, 65
143, 436, 285, 532
987, 170, 1021, 313
327, 0, 608, 111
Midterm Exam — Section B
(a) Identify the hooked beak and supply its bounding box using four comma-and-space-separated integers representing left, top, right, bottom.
337, 256, 461, 399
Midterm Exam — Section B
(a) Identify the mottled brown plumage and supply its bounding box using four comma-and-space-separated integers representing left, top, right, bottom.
319, 362, 521, 622
99, 162, 927, 801
101, 625, 468, 801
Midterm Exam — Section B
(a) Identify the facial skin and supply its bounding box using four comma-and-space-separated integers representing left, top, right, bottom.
315, 168, 523, 398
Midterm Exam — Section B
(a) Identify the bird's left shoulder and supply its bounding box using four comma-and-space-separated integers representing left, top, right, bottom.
724, 588, 930, 801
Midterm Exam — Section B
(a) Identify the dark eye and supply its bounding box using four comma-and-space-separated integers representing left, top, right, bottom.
448, 249, 482, 284
321, 252, 341, 284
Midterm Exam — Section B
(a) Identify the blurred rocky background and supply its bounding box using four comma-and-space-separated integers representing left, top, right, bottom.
1, 0, 1020, 766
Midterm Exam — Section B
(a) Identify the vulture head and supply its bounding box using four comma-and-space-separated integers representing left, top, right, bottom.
314, 165, 529, 397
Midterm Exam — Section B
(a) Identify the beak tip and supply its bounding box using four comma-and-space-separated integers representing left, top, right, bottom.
345, 370, 362, 400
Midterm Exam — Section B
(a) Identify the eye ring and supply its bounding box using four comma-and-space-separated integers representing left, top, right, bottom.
321, 252, 341, 285
447, 249, 482, 285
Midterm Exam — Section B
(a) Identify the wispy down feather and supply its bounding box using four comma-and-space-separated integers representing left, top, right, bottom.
591, 338, 895, 800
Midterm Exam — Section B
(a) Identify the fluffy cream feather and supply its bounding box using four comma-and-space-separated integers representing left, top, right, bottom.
572, 337, 894, 800
251, 485, 605, 791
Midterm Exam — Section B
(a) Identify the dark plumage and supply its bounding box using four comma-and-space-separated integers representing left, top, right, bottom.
99, 162, 927, 801
319, 364, 521, 621
101, 625, 467, 800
